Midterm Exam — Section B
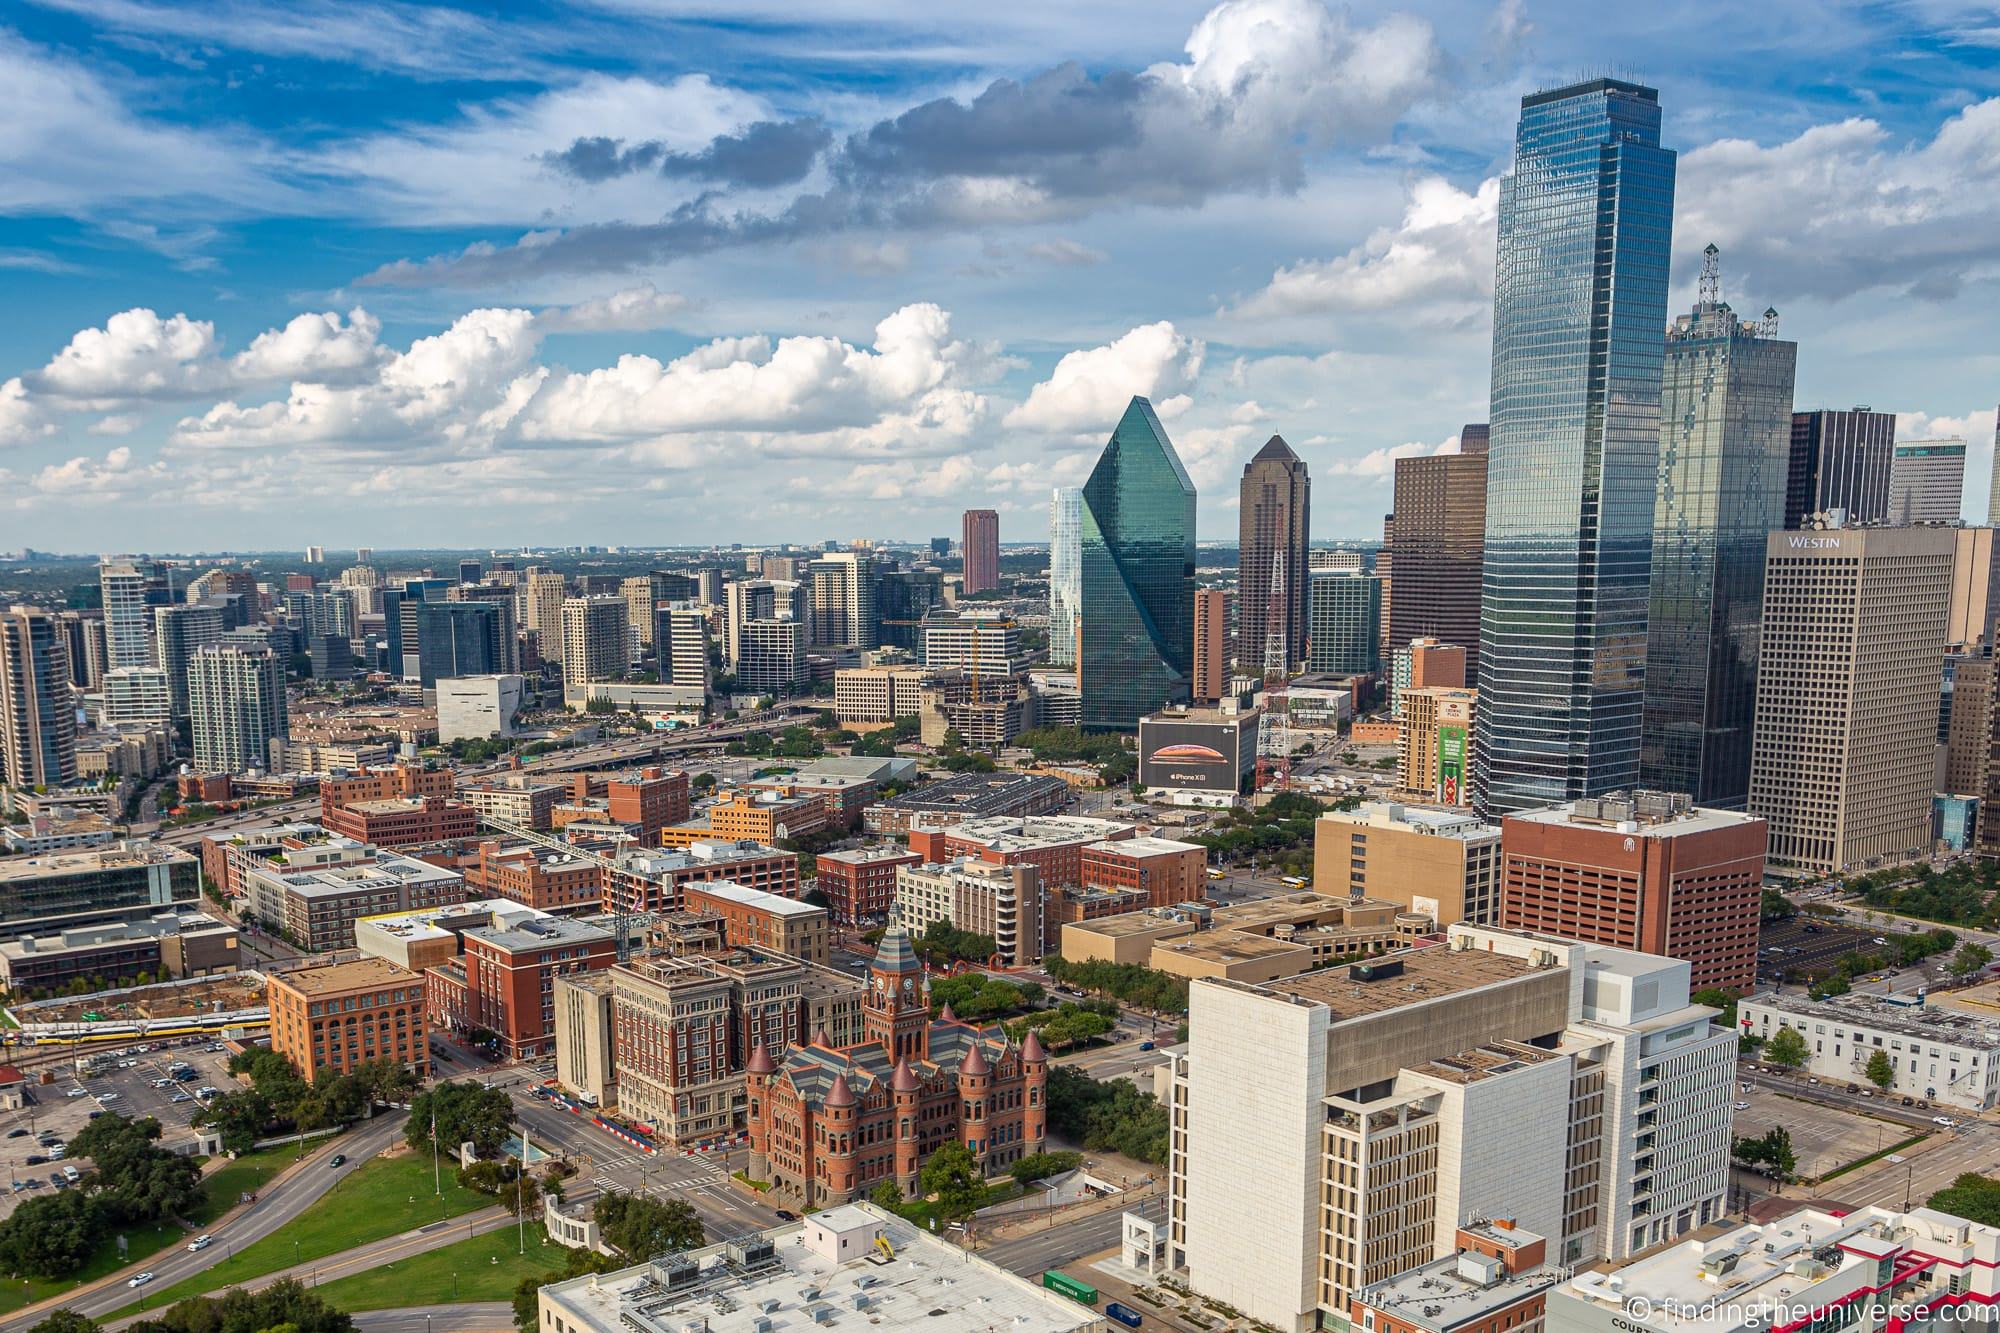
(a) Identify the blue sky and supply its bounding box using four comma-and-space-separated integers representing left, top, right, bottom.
2, 0, 1998, 552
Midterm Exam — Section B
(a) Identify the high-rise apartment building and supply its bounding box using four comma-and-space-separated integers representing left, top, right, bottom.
621, 575, 657, 649
1170, 924, 1735, 1331
1476, 79, 1676, 815
961, 508, 999, 594
807, 552, 878, 650
1306, 571, 1382, 675
1048, 487, 1083, 671
1888, 438, 1967, 525
1784, 407, 1896, 527
98, 557, 170, 670
188, 643, 288, 773
56, 612, 107, 693
521, 569, 568, 665
1499, 790, 1766, 992
101, 666, 170, 727
560, 595, 629, 687
1638, 263, 1797, 808
1387, 636, 1466, 719
1749, 524, 1955, 873
1079, 397, 1195, 731
1192, 589, 1229, 702
736, 619, 804, 693
153, 602, 223, 722
1238, 436, 1310, 671
1384, 431, 1487, 677
0, 606, 76, 788
658, 606, 711, 692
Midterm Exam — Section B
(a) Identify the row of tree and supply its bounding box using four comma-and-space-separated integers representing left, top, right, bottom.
927, 973, 1042, 1022
1043, 956, 1188, 1016
194, 1049, 415, 1154
30, 1277, 353, 1333
0, 1116, 206, 1280
1045, 1067, 1169, 1165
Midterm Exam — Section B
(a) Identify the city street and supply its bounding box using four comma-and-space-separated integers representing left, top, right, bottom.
352, 1304, 512, 1333
983, 1194, 1165, 1276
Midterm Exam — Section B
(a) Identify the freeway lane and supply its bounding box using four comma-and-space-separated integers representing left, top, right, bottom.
0, 1114, 406, 1331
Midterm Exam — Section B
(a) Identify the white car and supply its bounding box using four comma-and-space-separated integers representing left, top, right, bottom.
1733, 1101, 1750, 1110
1934, 1116, 1958, 1126
127, 1272, 156, 1288
187, 1235, 213, 1252
64, 1087, 87, 1098
96, 1092, 121, 1104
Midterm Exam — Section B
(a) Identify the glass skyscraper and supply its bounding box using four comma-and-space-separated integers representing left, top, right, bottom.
1306, 571, 1382, 675
1638, 265, 1797, 808
1048, 487, 1083, 670
1475, 78, 1677, 814
1079, 398, 1195, 731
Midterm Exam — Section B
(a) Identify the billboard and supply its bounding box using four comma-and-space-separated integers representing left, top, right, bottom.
1433, 724, 1466, 807
1139, 715, 1257, 794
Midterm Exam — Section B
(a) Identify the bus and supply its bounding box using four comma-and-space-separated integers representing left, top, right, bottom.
1042, 1272, 1098, 1306
1280, 875, 1309, 888
1205, 868, 1226, 881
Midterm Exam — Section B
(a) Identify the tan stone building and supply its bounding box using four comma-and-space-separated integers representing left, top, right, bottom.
894, 859, 1043, 965
1314, 802, 1501, 927
1397, 686, 1476, 804
1060, 892, 1429, 983
1749, 525, 1955, 873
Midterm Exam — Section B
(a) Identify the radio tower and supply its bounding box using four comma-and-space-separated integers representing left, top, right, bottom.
1260, 547, 1291, 791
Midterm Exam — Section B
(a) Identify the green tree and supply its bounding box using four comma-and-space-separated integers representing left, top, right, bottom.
0, 1189, 99, 1278
406, 1081, 514, 1159
919, 1143, 984, 1221
1008, 1150, 1083, 1185
594, 1191, 705, 1259
127, 1276, 354, 1333
26, 1312, 101, 1333
193, 1089, 274, 1154
1865, 1049, 1896, 1089
68, 1113, 206, 1225
1692, 987, 1740, 1030
1930, 1174, 2000, 1228
869, 1179, 906, 1212
1949, 941, 1995, 978
1765, 1025, 1810, 1069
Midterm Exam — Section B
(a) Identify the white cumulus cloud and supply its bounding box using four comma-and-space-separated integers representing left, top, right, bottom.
536, 284, 692, 334
0, 378, 50, 446
1005, 322, 1205, 435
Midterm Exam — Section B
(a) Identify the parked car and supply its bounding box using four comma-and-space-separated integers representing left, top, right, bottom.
25, 1155, 47, 1166
170, 1093, 193, 1104
4, 1129, 24, 1139
64, 1087, 87, 1098
1734, 1101, 1750, 1110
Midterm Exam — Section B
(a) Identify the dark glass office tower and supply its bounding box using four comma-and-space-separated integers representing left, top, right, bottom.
1639, 258, 1797, 808
415, 601, 503, 687
1475, 78, 1677, 815
1784, 408, 1896, 527
1079, 397, 1196, 731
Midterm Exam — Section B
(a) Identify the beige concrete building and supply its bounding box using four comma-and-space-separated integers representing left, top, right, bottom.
894, 859, 1043, 965
1749, 525, 1955, 873
522, 570, 569, 665
1314, 802, 1501, 927
1944, 652, 1994, 799
554, 970, 617, 1109
1060, 891, 1428, 983
1170, 925, 1736, 1333
561, 595, 629, 687
1948, 526, 1996, 649
832, 664, 930, 727
1397, 687, 1475, 803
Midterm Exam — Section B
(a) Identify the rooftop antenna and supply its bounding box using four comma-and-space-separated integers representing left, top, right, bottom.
1698, 243, 1720, 306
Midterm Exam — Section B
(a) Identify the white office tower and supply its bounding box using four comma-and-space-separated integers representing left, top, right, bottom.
98, 557, 167, 670
1168, 923, 1735, 1333
662, 607, 711, 692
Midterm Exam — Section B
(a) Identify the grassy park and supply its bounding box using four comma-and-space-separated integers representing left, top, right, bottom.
314, 1223, 560, 1312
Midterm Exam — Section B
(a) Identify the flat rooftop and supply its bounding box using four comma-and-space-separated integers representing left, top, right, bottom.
356, 898, 550, 941
1747, 990, 2000, 1048
688, 881, 820, 916
1506, 797, 1760, 839
271, 956, 419, 997
816, 844, 921, 866
540, 1206, 1097, 1333
1261, 941, 1539, 1021
1086, 835, 1203, 856
470, 914, 614, 952
1407, 1039, 1564, 1086
1361, 1235, 1554, 1332
1323, 803, 1500, 840
0, 842, 195, 882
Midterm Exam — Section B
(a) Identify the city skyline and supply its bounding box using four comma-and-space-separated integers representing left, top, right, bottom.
0, 0, 1995, 550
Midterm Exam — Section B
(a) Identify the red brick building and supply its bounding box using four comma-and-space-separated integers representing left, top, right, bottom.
1079, 835, 1206, 909
814, 846, 922, 925
321, 795, 478, 849
746, 913, 1045, 1206
907, 815, 1133, 892
268, 957, 430, 1080
602, 841, 801, 914
321, 762, 455, 815
1499, 791, 1766, 993
467, 840, 604, 913
685, 882, 828, 963
427, 913, 615, 1059
605, 768, 690, 845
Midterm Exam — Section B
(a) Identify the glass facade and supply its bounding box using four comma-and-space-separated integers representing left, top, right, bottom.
1307, 572, 1383, 675
1048, 487, 1083, 669
416, 600, 504, 686
1638, 295, 1796, 808
1476, 79, 1677, 814
1079, 398, 1195, 731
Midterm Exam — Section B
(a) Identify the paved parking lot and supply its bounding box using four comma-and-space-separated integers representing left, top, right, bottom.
1732, 1082, 1918, 1179
0, 1039, 239, 1219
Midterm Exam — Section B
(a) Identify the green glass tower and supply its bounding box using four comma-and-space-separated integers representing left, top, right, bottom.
1079, 397, 1196, 731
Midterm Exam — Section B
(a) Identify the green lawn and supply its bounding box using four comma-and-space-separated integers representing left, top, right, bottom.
192, 1146, 298, 1226
314, 1223, 563, 1312
0, 1217, 186, 1316
103, 1150, 493, 1320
